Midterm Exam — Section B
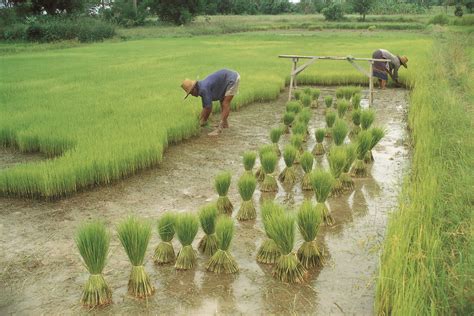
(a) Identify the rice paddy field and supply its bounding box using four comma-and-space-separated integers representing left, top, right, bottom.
0, 15, 472, 315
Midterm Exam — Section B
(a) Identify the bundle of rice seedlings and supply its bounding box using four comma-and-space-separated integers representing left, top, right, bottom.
294, 90, 302, 100
341, 144, 356, 190
282, 111, 295, 134
256, 144, 274, 182
174, 213, 199, 270
297, 201, 323, 268
310, 89, 320, 107
312, 128, 326, 156
301, 94, 312, 108
360, 108, 375, 130
206, 216, 239, 274
365, 127, 385, 163
337, 99, 349, 119
332, 119, 349, 146
300, 151, 314, 191
324, 96, 333, 108
335, 88, 344, 100
198, 204, 218, 256
236, 173, 257, 221
351, 109, 362, 136
260, 151, 278, 192
290, 134, 304, 164
257, 201, 285, 264
325, 110, 337, 137
242, 151, 257, 176
117, 216, 155, 298
351, 130, 372, 177
297, 107, 312, 126
270, 127, 283, 156
153, 212, 177, 265
292, 121, 308, 142
75, 221, 112, 307
278, 145, 298, 185
214, 171, 233, 214
303, 87, 312, 95
352, 93, 361, 110
286, 101, 302, 114
328, 146, 347, 196
266, 212, 307, 283
310, 169, 335, 226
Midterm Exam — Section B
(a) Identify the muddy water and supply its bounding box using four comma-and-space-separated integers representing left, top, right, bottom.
0, 87, 410, 315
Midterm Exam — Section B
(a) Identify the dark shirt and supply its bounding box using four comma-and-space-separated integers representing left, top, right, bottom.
197, 69, 238, 108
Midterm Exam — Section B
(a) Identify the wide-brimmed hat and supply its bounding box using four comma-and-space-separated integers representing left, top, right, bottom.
399, 56, 408, 68
181, 79, 197, 99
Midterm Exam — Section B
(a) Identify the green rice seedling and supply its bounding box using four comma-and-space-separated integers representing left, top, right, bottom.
310, 169, 335, 226
310, 89, 321, 107
294, 90, 302, 100
286, 101, 302, 114
257, 201, 285, 264
325, 110, 337, 137
206, 216, 238, 274
335, 88, 344, 100
292, 121, 308, 142
300, 151, 314, 191
266, 212, 307, 283
324, 96, 333, 108
237, 173, 257, 221
174, 213, 199, 270
352, 93, 361, 110
312, 128, 326, 156
351, 130, 372, 177
332, 119, 349, 146
270, 127, 283, 157
328, 146, 347, 196
242, 151, 257, 176
214, 171, 233, 214
153, 212, 177, 265
75, 221, 112, 308
301, 94, 312, 108
345, 86, 361, 99
260, 151, 278, 192
256, 144, 274, 182
279, 145, 298, 185
360, 109, 376, 130
117, 216, 155, 298
303, 87, 312, 95
283, 111, 295, 134
297, 200, 323, 268
297, 107, 312, 126
341, 144, 356, 191
198, 204, 218, 256
351, 109, 362, 136
290, 134, 304, 164
365, 127, 385, 163
337, 99, 349, 119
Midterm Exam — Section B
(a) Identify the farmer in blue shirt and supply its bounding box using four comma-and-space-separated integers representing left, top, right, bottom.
181, 69, 240, 136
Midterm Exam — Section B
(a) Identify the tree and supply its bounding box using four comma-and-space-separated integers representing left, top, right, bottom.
148, 0, 199, 25
351, 0, 374, 21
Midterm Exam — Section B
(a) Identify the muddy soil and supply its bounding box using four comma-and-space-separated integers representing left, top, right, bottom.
0, 87, 410, 315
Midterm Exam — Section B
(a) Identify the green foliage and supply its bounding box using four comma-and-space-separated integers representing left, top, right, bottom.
343, 144, 357, 173
286, 101, 302, 113
175, 213, 199, 246
315, 128, 325, 143
270, 127, 282, 144
105, 0, 150, 27
117, 216, 151, 266
283, 111, 295, 126
429, 14, 450, 25
243, 151, 257, 171
149, 0, 200, 25
157, 212, 176, 242
355, 130, 372, 159
216, 216, 234, 251
328, 146, 347, 179
332, 119, 349, 146
300, 151, 314, 173
325, 110, 337, 128
238, 173, 256, 201
322, 3, 345, 21
297, 108, 312, 125
294, 90, 302, 100
199, 204, 217, 235
266, 212, 295, 255
369, 127, 385, 150
310, 169, 334, 202
290, 134, 304, 150
301, 94, 312, 107
283, 145, 297, 167
75, 221, 109, 274
297, 200, 321, 241
214, 171, 231, 196
352, 93, 361, 109
350, 0, 374, 21
259, 144, 274, 159
261, 151, 278, 174
360, 108, 375, 130
454, 5, 463, 17
311, 88, 321, 100
324, 96, 333, 108
352, 109, 361, 126
292, 121, 307, 136
337, 99, 349, 118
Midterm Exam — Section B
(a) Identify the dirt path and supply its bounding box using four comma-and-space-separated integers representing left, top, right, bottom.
0, 87, 410, 315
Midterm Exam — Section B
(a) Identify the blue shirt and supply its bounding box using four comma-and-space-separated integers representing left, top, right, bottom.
197, 69, 238, 108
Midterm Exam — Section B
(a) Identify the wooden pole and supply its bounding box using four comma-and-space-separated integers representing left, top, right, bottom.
288, 57, 298, 101
369, 61, 373, 107
293, 58, 298, 88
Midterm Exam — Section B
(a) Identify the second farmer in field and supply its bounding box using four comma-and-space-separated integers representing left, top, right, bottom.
181, 69, 240, 136
372, 49, 408, 89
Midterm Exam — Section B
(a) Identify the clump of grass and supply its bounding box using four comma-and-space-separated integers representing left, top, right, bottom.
352, 93, 361, 110
312, 128, 325, 156
341, 144, 356, 190
324, 95, 333, 108
300, 151, 314, 191
153, 212, 177, 265
266, 212, 307, 283
297, 107, 312, 126
325, 110, 337, 137
198, 204, 218, 256
270, 127, 283, 156
335, 88, 344, 100
256, 144, 274, 182
351, 109, 362, 136
301, 94, 312, 108
361, 108, 376, 130
303, 87, 312, 95
117, 216, 155, 298
174, 213, 199, 270
290, 134, 304, 164
260, 151, 278, 192
332, 119, 349, 146
294, 90, 302, 100
75, 221, 112, 308
365, 127, 385, 163
206, 216, 239, 274
337, 99, 349, 118
310, 169, 335, 226
283, 111, 295, 134
311, 89, 320, 107
242, 151, 257, 176
328, 146, 347, 196
214, 171, 233, 214
351, 130, 372, 177
297, 201, 323, 268
279, 145, 298, 185
257, 201, 285, 264
286, 101, 302, 114
237, 173, 257, 221
292, 121, 308, 142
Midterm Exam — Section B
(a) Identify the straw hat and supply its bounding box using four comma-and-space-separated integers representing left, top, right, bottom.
399, 56, 408, 68
181, 79, 197, 99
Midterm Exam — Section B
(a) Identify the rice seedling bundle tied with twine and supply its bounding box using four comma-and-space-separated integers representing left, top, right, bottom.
351, 109, 362, 136
286, 101, 302, 114
294, 90, 302, 101
351, 130, 372, 177
290, 134, 304, 164
325, 110, 337, 137
297, 107, 312, 126
341, 144, 356, 190
260, 151, 278, 192
237, 173, 257, 221
257, 201, 284, 264
352, 93, 361, 110
365, 127, 385, 163
198, 204, 218, 256
311, 88, 320, 108
283, 111, 295, 134
324, 96, 333, 109
175, 213, 199, 270
75, 221, 112, 308
337, 99, 349, 119
214, 171, 233, 214
292, 121, 308, 142
332, 119, 349, 146
270, 127, 282, 157
242, 151, 257, 177
310, 169, 335, 226
360, 108, 376, 130
117, 216, 155, 299
153, 212, 177, 265
328, 146, 347, 196
256, 144, 274, 182
297, 201, 323, 268
300, 151, 314, 191
312, 128, 326, 156
206, 216, 239, 274
279, 145, 298, 185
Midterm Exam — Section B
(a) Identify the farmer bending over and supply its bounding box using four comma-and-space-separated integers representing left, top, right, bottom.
181, 69, 240, 136
372, 49, 408, 89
